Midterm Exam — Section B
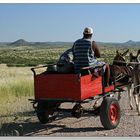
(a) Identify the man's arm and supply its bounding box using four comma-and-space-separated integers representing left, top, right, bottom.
92, 41, 101, 58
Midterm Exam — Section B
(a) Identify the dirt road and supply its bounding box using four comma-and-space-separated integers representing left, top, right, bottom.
1, 90, 140, 136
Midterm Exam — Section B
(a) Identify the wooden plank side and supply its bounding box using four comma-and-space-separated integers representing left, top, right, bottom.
80, 75, 103, 100
34, 74, 81, 100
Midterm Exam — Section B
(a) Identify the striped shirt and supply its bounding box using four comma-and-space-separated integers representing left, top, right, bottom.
73, 38, 97, 73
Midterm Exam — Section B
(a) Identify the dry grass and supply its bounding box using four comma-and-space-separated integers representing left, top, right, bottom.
0, 64, 36, 127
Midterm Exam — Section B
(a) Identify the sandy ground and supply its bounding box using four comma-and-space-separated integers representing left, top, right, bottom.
0, 90, 140, 137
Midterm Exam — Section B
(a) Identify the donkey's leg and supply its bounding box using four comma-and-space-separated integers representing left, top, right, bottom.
138, 94, 140, 115
134, 94, 139, 112
138, 84, 140, 115
128, 84, 134, 110
133, 85, 140, 115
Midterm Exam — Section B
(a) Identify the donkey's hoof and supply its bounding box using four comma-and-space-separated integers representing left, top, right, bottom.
130, 106, 134, 110
138, 110, 140, 115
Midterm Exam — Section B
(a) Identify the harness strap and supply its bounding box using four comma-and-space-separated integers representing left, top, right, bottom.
134, 84, 140, 89
113, 60, 140, 65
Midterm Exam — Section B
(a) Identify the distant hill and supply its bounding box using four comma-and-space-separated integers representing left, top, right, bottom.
123, 40, 140, 47
97, 40, 140, 48
9, 39, 31, 46
0, 39, 140, 48
31, 41, 73, 47
7, 39, 73, 48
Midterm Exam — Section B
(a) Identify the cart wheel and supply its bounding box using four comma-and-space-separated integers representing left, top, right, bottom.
37, 102, 58, 124
100, 97, 121, 130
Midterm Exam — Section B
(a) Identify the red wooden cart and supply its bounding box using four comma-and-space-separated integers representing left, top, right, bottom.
30, 64, 121, 130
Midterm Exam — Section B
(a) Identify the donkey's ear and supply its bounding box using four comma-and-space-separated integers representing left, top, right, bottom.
116, 50, 119, 54
130, 52, 133, 57
122, 49, 129, 56
136, 49, 140, 57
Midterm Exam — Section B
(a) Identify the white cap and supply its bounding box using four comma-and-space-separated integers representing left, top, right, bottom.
83, 27, 93, 35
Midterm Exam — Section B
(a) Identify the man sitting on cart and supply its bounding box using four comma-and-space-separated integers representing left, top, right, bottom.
72, 27, 110, 86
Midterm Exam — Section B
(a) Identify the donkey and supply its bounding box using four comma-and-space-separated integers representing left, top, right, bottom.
112, 49, 133, 85
111, 49, 134, 109
129, 49, 140, 115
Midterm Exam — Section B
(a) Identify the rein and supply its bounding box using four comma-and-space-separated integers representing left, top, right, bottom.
115, 74, 126, 82
134, 84, 140, 89
113, 60, 140, 65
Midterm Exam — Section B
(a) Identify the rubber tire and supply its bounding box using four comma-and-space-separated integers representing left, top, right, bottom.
37, 102, 58, 124
100, 97, 121, 130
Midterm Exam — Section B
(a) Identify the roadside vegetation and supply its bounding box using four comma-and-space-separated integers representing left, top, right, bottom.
0, 65, 34, 128
0, 46, 68, 66
0, 45, 138, 67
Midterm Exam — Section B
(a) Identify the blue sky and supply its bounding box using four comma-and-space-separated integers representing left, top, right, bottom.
0, 3, 140, 42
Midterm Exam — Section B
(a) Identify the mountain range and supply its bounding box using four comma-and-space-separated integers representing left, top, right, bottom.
0, 39, 140, 48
